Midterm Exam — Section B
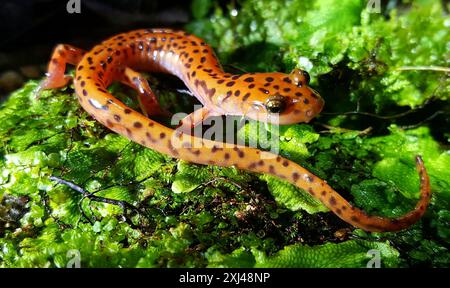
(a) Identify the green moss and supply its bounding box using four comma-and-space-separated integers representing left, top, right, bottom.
1, 0, 449, 267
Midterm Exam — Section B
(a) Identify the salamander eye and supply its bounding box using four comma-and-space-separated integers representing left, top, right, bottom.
302, 70, 310, 85
265, 95, 286, 114
289, 68, 310, 86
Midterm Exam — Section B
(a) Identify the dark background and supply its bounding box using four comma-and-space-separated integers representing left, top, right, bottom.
0, 0, 199, 96
0, 0, 191, 70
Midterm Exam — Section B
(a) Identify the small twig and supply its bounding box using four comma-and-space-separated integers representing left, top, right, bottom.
322, 109, 418, 120
49, 175, 140, 218
399, 110, 445, 130
318, 123, 373, 136
223, 63, 248, 74
322, 97, 435, 120
193, 176, 245, 192
396, 66, 450, 73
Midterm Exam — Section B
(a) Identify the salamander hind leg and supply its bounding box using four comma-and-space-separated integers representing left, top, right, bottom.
176, 107, 217, 136
39, 44, 86, 91
121, 67, 170, 118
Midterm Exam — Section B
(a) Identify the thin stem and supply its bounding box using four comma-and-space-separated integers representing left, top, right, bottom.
396, 66, 450, 73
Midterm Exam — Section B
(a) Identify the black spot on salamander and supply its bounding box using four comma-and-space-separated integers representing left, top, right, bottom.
124, 108, 132, 114
211, 145, 222, 153
283, 87, 291, 92
283, 77, 292, 84
224, 153, 230, 160
113, 114, 121, 122
207, 88, 216, 98
269, 165, 275, 174
282, 160, 289, 167
231, 75, 241, 80
217, 79, 225, 84
226, 81, 236, 87
329, 196, 337, 206
295, 92, 302, 97
200, 57, 206, 63
292, 172, 300, 181
265, 77, 274, 82
234, 90, 241, 97
87, 57, 93, 65
160, 132, 166, 139
234, 148, 244, 158
133, 122, 143, 128
244, 77, 254, 83
82, 89, 88, 96
222, 91, 233, 103
335, 208, 342, 215
303, 98, 309, 104
80, 81, 86, 87
242, 93, 251, 101
350, 216, 360, 223
259, 88, 269, 94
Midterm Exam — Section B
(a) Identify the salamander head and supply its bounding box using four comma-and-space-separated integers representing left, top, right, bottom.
240, 69, 324, 124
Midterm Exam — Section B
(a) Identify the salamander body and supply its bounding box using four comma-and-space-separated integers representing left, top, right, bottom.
40, 29, 431, 232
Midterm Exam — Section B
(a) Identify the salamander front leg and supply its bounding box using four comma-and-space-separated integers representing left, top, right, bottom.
39, 44, 86, 91
121, 67, 169, 118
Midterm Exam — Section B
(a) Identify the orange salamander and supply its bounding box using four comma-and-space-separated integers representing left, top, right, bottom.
39, 28, 431, 232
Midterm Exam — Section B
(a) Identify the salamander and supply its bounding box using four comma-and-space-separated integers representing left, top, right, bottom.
39, 28, 431, 232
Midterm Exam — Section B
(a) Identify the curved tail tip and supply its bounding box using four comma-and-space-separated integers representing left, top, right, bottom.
415, 155, 424, 165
